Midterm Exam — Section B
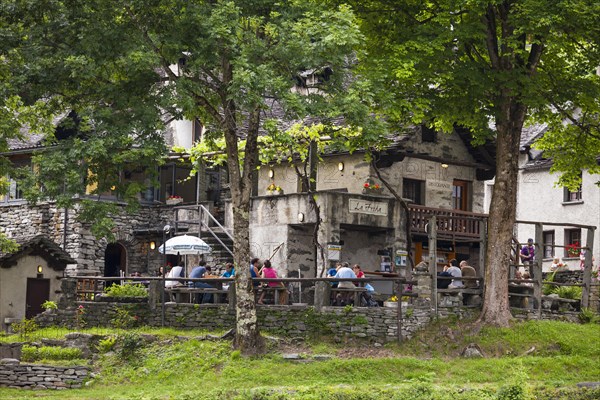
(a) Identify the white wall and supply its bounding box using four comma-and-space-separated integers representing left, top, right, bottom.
0, 256, 63, 326
516, 165, 600, 271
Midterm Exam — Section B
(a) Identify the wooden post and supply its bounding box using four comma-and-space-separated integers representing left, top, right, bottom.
397, 281, 403, 343
428, 216, 438, 317
582, 228, 595, 309
479, 219, 487, 296
534, 223, 543, 318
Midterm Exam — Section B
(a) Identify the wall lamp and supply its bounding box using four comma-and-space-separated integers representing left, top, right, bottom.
441, 163, 449, 169
338, 162, 344, 172
149, 241, 156, 250
298, 212, 305, 222
37, 265, 43, 274
268, 169, 274, 178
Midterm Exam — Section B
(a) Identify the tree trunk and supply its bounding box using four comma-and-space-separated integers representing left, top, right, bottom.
479, 107, 526, 326
220, 57, 264, 353
231, 200, 264, 354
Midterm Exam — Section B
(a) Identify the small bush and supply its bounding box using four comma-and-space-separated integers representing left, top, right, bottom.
42, 300, 58, 310
118, 332, 143, 359
111, 306, 141, 329
578, 308, 600, 324
11, 318, 38, 338
555, 286, 582, 300
98, 336, 117, 353
21, 345, 83, 362
104, 284, 148, 298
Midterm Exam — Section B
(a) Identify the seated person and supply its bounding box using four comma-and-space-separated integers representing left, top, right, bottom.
459, 260, 478, 288
221, 262, 235, 278
437, 265, 452, 289
189, 261, 214, 303
258, 260, 280, 304
327, 264, 339, 288
446, 259, 464, 288
333, 262, 357, 305
165, 266, 183, 288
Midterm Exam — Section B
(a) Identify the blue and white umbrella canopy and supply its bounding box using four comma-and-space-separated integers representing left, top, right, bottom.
158, 234, 212, 255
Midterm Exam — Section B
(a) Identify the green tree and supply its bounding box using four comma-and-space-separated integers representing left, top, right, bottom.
1, 0, 364, 353
353, 0, 600, 326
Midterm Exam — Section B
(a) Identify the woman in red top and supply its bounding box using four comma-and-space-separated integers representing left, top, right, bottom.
353, 264, 365, 279
258, 260, 279, 304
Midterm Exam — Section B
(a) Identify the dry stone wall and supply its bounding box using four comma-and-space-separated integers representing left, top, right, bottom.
0, 359, 89, 390
0, 201, 170, 276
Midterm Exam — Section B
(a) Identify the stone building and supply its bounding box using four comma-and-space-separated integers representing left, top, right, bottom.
1, 120, 495, 325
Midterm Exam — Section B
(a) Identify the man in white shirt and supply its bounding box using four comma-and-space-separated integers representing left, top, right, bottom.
334, 262, 357, 289
446, 259, 464, 288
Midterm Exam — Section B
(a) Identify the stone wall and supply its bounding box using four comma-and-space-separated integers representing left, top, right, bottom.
37, 300, 432, 342
0, 201, 171, 276
0, 359, 89, 389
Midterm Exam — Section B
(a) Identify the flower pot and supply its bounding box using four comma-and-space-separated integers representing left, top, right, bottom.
362, 188, 384, 195
274, 190, 283, 195
266, 190, 274, 196
166, 198, 183, 205
384, 301, 398, 308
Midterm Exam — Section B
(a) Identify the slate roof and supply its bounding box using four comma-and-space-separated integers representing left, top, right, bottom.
0, 235, 76, 270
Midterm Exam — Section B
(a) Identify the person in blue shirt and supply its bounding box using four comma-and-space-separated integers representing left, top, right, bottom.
221, 262, 235, 278
189, 261, 214, 303
250, 258, 261, 287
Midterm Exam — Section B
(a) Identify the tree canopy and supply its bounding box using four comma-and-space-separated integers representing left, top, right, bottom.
351, 0, 600, 325
1, 0, 370, 352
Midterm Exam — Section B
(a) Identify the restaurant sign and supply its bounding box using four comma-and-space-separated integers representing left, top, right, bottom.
349, 199, 388, 216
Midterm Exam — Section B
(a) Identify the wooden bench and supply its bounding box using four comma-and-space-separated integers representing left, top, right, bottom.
330, 287, 367, 306
165, 286, 230, 304
256, 286, 288, 305
437, 287, 483, 307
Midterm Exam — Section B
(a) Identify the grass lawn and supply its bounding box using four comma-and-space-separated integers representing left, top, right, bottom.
0, 319, 598, 399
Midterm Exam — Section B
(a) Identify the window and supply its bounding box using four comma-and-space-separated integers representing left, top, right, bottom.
1, 160, 29, 204
564, 186, 582, 202
543, 230, 555, 259
564, 228, 581, 258
403, 178, 425, 205
452, 180, 470, 211
193, 119, 203, 143
421, 124, 437, 143
563, 173, 583, 202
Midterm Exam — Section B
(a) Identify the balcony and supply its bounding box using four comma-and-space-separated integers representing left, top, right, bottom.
408, 205, 488, 240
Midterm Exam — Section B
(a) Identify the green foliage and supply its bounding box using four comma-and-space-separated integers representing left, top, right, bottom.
118, 332, 143, 359
11, 318, 38, 339
97, 336, 117, 353
495, 363, 531, 400
42, 300, 58, 310
555, 286, 582, 300
111, 307, 141, 330
578, 308, 600, 324
405, 308, 414, 318
21, 345, 83, 362
104, 284, 148, 298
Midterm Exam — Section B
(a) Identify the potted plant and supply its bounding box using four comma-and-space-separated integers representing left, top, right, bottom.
266, 183, 277, 195
384, 295, 398, 308
363, 181, 383, 195
566, 241, 580, 258
166, 195, 183, 205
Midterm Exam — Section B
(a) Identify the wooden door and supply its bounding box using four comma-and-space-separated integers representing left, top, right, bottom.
26, 278, 50, 319
452, 180, 470, 211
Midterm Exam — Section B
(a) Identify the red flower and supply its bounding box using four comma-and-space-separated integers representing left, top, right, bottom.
364, 183, 370, 188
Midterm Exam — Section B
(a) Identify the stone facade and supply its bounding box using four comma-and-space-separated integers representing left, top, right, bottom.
0, 201, 171, 276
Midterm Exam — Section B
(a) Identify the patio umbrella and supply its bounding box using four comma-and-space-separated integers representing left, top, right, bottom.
158, 235, 212, 278
158, 234, 212, 255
